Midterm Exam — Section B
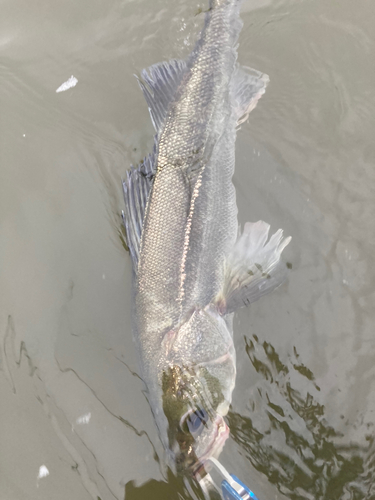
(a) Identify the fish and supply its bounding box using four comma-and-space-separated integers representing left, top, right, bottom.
122, 0, 291, 476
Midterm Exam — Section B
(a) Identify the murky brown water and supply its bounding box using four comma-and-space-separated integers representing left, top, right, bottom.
1, 0, 375, 499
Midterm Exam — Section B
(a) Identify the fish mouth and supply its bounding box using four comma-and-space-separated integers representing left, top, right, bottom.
193, 415, 229, 475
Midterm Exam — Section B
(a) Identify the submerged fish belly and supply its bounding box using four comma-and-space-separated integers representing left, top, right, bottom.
136, 166, 190, 341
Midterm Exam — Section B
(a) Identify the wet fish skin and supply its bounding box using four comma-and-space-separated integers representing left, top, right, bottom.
122, 0, 291, 474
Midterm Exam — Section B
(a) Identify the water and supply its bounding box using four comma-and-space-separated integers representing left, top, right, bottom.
1, 0, 375, 499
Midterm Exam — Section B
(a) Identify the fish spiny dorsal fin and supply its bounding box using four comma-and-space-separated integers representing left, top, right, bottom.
122, 150, 156, 269
136, 59, 187, 132
230, 65, 269, 125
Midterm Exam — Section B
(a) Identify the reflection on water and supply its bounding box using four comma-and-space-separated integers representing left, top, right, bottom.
228, 336, 375, 500
124, 468, 204, 500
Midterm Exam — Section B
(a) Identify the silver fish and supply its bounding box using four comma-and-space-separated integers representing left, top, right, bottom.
122, 0, 291, 475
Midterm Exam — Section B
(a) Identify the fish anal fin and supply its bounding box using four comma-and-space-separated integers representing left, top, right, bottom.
231, 65, 269, 125
137, 59, 187, 131
216, 221, 291, 314
122, 152, 156, 269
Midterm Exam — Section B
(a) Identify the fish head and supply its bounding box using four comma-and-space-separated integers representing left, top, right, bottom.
161, 308, 235, 474
161, 365, 230, 474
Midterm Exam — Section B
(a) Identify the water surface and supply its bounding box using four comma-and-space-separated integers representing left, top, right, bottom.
1, 0, 375, 499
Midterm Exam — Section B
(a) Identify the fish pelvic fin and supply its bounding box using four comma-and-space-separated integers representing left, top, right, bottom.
136, 59, 187, 132
215, 221, 291, 314
122, 151, 156, 269
231, 65, 269, 125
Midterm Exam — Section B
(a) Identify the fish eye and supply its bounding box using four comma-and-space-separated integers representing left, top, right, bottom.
183, 408, 209, 436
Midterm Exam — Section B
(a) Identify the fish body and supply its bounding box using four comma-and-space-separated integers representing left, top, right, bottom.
122, 0, 290, 473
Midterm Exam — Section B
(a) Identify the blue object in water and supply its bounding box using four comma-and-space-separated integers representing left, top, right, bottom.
222, 474, 260, 500
197, 458, 260, 500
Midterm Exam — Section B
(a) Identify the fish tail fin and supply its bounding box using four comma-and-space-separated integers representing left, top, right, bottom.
215, 221, 291, 314
210, 0, 240, 8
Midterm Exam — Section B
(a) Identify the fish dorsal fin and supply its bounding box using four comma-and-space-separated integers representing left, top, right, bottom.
136, 59, 188, 131
230, 65, 269, 125
215, 221, 291, 314
122, 151, 156, 269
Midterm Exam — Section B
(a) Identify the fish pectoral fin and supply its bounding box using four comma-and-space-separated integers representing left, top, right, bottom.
122, 151, 156, 268
215, 221, 291, 314
136, 58, 188, 131
230, 65, 269, 125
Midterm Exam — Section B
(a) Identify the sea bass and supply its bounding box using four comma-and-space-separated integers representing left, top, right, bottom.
122, 0, 291, 474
